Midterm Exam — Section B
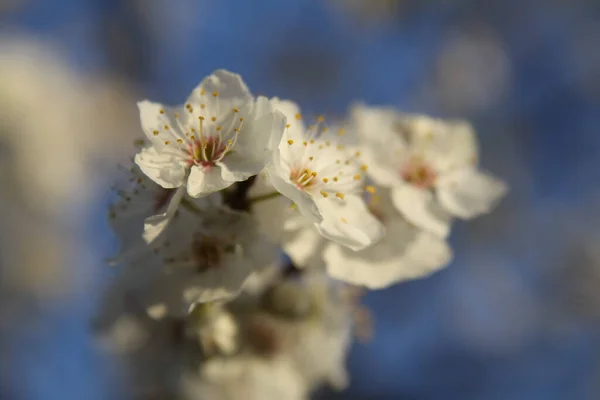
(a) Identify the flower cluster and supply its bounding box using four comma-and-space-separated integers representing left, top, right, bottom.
98, 70, 507, 398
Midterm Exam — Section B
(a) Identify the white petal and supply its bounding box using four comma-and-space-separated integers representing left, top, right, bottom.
195, 69, 252, 101
187, 165, 233, 197
181, 256, 255, 304
436, 167, 507, 219
134, 146, 186, 189
361, 147, 405, 187
390, 183, 452, 238
315, 195, 385, 251
217, 154, 264, 182
408, 116, 478, 172
351, 104, 409, 187
141, 186, 186, 244
324, 218, 452, 289
271, 98, 308, 164
223, 96, 286, 177
137, 100, 183, 147
284, 227, 325, 267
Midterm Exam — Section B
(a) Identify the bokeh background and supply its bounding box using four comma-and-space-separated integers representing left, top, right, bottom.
2, 0, 600, 399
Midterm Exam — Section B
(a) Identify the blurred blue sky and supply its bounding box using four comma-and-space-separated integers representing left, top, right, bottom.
4, 0, 600, 399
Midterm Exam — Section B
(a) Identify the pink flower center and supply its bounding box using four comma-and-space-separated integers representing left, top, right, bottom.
401, 160, 437, 189
189, 137, 228, 170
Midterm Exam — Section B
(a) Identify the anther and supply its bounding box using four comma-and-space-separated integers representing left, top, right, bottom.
320, 190, 328, 198
335, 192, 345, 199
211, 116, 217, 122
361, 164, 368, 171
287, 140, 294, 145
212, 91, 219, 97
365, 186, 376, 193
153, 130, 159, 136
286, 124, 291, 128
322, 178, 329, 183
354, 174, 361, 180
295, 113, 302, 120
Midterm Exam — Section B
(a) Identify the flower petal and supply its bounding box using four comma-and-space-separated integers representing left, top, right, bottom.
390, 183, 452, 238
407, 116, 478, 172
222, 96, 286, 179
187, 165, 232, 197
141, 186, 186, 244
324, 218, 452, 289
134, 146, 187, 189
436, 167, 507, 219
137, 100, 184, 148
315, 195, 385, 251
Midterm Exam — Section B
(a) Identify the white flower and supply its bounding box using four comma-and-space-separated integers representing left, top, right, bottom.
135, 69, 285, 197
184, 355, 308, 400
117, 202, 278, 316
266, 99, 384, 251
185, 303, 239, 357
260, 272, 353, 392
353, 104, 507, 237
324, 187, 452, 289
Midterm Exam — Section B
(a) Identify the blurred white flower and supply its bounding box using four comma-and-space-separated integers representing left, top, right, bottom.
260, 272, 353, 392
124, 203, 278, 314
185, 303, 239, 357
135, 69, 285, 197
266, 99, 384, 251
324, 187, 452, 289
353, 105, 507, 237
185, 354, 307, 400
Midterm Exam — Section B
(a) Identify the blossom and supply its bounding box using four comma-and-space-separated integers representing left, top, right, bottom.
324, 187, 452, 289
353, 104, 507, 237
135, 69, 286, 197
116, 201, 278, 316
184, 355, 308, 400
266, 99, 384, 251
259, 271, 353, 391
